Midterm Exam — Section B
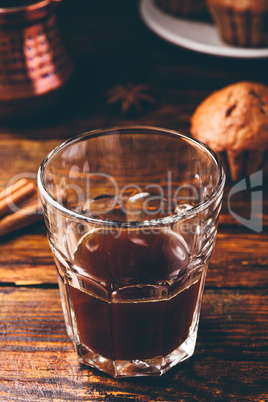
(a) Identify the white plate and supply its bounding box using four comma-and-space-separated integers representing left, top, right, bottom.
140, 0, 268, 58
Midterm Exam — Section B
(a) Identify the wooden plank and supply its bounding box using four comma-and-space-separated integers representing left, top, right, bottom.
0, 234, 56, 286
0, 231, 267, 288
220, 185, 268, 228
0, 287, 266, 401
0, 140, 60, 187
208, 231, 268, 289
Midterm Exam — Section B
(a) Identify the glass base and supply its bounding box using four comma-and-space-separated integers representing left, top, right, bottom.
75, 332, 197, 378
55, 258, 206, 378
56, 265, 205, 378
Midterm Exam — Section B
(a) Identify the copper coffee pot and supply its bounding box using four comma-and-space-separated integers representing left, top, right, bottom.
0, 0, 74, 120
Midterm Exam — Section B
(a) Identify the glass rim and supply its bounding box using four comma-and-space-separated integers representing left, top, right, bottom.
37, 125, 226, 228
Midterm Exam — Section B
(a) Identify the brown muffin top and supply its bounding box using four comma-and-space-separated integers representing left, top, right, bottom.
206, 0, 268, 12
190, 81, 268, 152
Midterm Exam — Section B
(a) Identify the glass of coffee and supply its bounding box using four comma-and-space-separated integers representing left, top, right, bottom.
38, 126, 225, 377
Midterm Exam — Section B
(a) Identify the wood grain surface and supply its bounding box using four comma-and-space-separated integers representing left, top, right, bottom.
0, 1, 267, 401
0, 287, 267, 401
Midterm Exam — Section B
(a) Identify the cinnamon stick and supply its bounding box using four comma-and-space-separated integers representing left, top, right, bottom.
0, 179, 36, 217
0, 178, 29, 202
0, 198, 43, 238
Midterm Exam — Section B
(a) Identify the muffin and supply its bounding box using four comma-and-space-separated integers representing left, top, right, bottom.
190, 82, 268, 182
155, 0, 205, 17
206, 0, 268, 47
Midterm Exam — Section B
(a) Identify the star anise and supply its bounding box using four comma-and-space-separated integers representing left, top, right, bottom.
106, 83, 154, 113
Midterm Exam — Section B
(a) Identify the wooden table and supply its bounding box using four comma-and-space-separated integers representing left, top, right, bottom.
0, 1, 267, 400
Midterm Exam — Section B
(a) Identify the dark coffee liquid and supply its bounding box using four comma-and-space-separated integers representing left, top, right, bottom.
69, 229, 201, 360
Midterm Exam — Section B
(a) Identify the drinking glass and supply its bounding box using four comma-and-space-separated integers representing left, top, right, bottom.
38, 126, 225, 377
